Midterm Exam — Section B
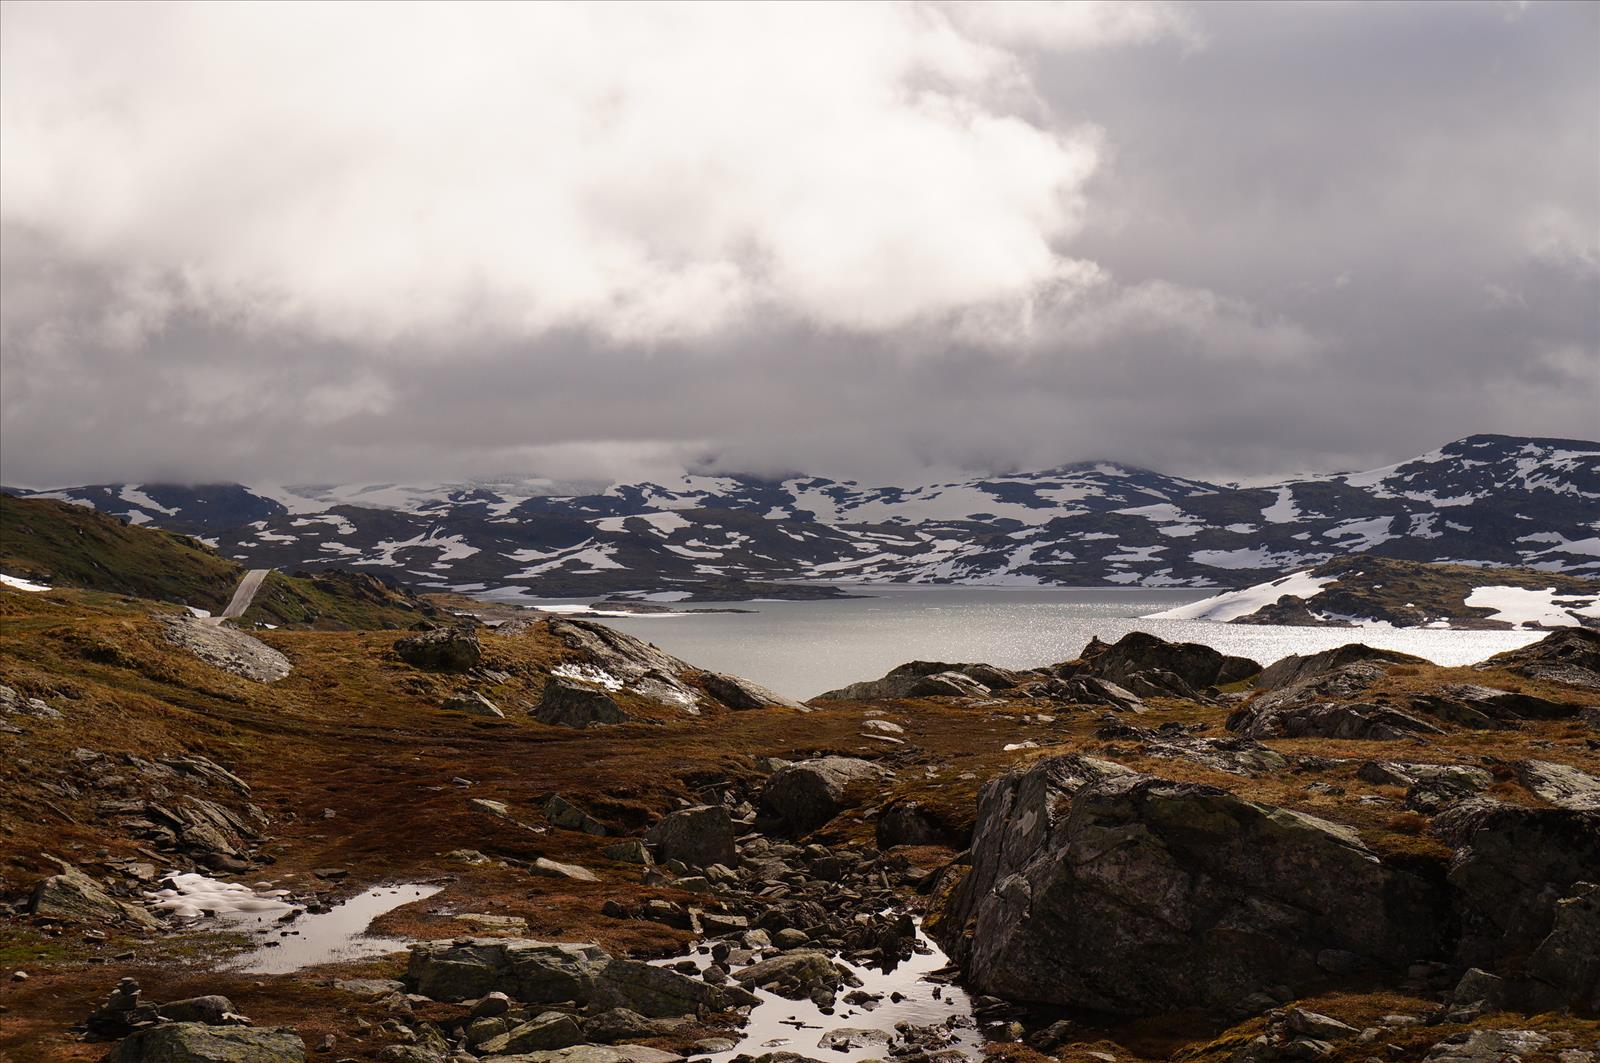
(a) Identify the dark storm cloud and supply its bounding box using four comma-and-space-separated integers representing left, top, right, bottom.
1, 1, 1595, 489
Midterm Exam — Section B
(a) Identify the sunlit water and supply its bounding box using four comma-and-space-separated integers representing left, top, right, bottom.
662, 920, 981, 1063
223, 883, 442, 974
522, 585, 1546, 700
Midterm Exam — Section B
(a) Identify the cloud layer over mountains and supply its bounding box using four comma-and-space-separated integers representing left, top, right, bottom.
2, 1, 1595, 487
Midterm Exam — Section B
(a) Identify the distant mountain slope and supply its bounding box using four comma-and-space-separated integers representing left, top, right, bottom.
236, 569, 443, 630
1149, 555, 1600, 629
17, 434, 1599, 599
0, 493, 243, 610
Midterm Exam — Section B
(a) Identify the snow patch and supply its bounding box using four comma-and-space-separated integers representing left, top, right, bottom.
1145, 570, 1336, 623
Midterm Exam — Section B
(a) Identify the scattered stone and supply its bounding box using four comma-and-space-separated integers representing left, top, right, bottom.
532, 857, 599, 882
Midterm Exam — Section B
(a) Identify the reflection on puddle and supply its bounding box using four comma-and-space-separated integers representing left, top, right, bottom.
173, 880, 444, 975
667, 920, 983, 1063
229, 883, 443, 975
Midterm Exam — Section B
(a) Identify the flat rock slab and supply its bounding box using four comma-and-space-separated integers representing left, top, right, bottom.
103, 1023, 306, 1063
160, 617, 290, 682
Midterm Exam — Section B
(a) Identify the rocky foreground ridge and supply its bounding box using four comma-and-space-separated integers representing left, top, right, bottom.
10, 434, 1598, 597
1, 570, 1598, 1061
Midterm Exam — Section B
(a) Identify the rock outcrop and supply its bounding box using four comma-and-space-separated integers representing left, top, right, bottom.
1068, 631, 1260, 693
1227, 662, 1443, 739
533, 679, 629, 728
394, 625, 481, 672
160, 617, 291, 682
30, 862, 162, 930
760, 757, 893, 835
646, 805, 737, 868
1477, 628, 1600, 690
700, 672, 804, 710
932, 755, 1446, 1017
1256, 644, 1426, 690
813, 661, 1020, 701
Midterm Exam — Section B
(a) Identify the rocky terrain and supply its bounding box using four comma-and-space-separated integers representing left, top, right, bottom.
9, 434, 1597, 599
1151, 556, 1600, 630
1, 508, 1598, 1063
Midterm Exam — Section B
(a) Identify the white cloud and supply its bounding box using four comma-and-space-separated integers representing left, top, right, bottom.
0, 1, 1191, 352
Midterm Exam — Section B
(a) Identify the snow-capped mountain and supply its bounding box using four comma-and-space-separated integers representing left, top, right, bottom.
11, 435, 1597, 599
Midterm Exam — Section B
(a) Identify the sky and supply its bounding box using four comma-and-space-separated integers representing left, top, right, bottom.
1, 0, 1596, 489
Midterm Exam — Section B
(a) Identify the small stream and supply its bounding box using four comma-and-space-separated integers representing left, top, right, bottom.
665, 920, 984, 1063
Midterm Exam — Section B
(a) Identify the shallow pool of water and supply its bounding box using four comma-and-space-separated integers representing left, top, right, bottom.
224, 883, 442, 975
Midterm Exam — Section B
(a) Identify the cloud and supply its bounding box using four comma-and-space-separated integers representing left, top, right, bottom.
0, 1, 1594, 490
0, 1, 1194, 350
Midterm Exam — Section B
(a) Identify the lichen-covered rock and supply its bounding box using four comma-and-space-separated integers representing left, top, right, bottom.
102, 1023, 305, 1063
1515, 759, 1600, 811
160, 618, 291, 682
394, 625, 481, 672
646, 805, 737, 869
533, 679, 629, 728
932, 755, 1447, 1017
760, 757, 892, 834
701, 671, 804, 710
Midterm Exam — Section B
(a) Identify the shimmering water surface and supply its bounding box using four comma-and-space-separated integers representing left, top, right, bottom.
582, 585, 1544, 700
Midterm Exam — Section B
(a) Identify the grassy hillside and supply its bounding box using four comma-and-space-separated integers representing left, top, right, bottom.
237, 568, 443, 630
0, 492, 242, 611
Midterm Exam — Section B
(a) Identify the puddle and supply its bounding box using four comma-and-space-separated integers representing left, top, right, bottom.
666, 920, 984, 1063
227, 883, 443, 974
147, 873, 442, 975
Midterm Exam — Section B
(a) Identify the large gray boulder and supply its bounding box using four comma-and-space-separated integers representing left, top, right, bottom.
405, 938, 753, 1016
646, 805, 737, 868
1257, 644, 1426, 690
546, 618, 702, 710
701, 672, 805, 710
931, 755, 1447, 1017
813, 661, 1020, 702
533, 679, 629, 728
394, 625, 481, 672
760, 757, 892, 835
102, 1024, 305, 1063
1070, 631, 1259, 690
1433, 800, 1600, 976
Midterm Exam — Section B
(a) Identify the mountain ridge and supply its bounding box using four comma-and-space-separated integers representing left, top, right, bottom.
10, 434, 1597, 599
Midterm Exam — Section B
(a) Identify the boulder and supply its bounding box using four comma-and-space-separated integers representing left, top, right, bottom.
1521, 881, 1600, 1012
1515, 760, 1600, 811
394, 625, 481, 672
876, 800, 961, 849
1410, 684, 1579, 727
701, 672, 805, 710
531, 857, 598, 882
30, 864, 162, 930
813, 661, 1019, 701
1052, 676, 1145, 712
732, 950, 851, 1000
1476, 628, 1600, 690
544, 795, 608, 836
477, 1012, 585, 1055
1422, 1030, 1549, 1063
931, 755, 1447, 1017
102, 1024, 305, 1063
405, 938, 751, 1016
442, 692, 505, 718
760, 757, 892, 834
533, 680, 629, 728
1071, 632, 1259, 690
1255, 644, 1425, 691
1435, 800, 1600, 974
547, 618, 702, 710
646, 805, 737, 869
1229, 699, 1442, 740
158, 994, 246, 1024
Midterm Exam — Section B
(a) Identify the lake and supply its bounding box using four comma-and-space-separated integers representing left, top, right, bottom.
548, 585, 1546, 701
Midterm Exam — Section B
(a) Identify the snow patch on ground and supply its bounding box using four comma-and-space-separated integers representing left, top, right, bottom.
1261, 488, 1301, 523
146, 872, 296, 921
550, 663, 625, 690
0, 573, 50, 592
1464, 585, 1600, 629
1145, 570, 1336, 622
